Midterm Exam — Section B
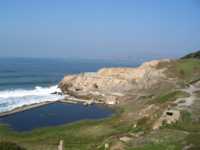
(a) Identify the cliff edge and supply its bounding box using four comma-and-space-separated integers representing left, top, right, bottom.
59, 59, 173, 104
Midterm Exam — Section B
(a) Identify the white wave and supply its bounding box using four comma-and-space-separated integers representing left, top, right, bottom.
0, 85, 64, 113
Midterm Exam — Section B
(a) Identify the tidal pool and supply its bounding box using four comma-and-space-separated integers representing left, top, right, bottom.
0, 102, 113, 131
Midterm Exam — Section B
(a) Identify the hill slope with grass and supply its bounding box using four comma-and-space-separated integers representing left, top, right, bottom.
0, 51, 200, 150
181, 50, 200, 59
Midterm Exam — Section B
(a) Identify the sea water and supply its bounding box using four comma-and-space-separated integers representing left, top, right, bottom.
0, 58, 136, 131
0, 58, 135, 113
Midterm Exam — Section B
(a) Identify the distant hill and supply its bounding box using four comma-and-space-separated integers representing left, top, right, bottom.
181, 50, 200, 59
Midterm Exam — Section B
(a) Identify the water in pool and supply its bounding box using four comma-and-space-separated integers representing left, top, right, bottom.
0, 102, 113, 131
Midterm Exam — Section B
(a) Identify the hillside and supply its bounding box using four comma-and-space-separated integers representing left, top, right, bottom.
0, 55, 200, 150
181, 50, 200, 59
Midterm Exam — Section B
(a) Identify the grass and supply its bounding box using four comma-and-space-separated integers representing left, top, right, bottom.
159, 59, 200, 85
0, 141, 26, 150
163, 111, 200, 132
126, 128, 188, 150
185, 133, 200, 150
135, 117, 152, 132
162, 111, 200, 149
0, 108, 137, 150
0, 58, 200, 150
129, 142, 181, 150
150, 90, 189, 104
176, 59, 200, 81
0, 120, 113, 150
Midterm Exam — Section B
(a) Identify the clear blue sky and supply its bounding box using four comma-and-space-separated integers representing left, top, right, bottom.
0, 0, 199, 60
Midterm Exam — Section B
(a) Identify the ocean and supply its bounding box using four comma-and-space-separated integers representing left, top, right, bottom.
0, 58, 136, 113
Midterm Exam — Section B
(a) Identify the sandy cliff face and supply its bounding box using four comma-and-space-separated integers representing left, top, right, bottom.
59, 59, 171, 103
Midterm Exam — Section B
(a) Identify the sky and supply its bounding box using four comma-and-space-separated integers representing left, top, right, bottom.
0, 0, 199, 61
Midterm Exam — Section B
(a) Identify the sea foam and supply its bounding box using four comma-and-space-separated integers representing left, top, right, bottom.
0, 85, 64, 113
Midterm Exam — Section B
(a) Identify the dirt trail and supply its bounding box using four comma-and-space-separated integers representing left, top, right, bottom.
58, 140, 63, 150
175, 84, 200, 108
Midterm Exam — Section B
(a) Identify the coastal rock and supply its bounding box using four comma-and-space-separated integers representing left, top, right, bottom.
59, 59, 171, 103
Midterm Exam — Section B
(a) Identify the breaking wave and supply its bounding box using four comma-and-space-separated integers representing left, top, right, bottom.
0, 85, 64, 113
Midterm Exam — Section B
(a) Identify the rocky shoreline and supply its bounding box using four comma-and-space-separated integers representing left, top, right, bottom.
59, 59, 172, 105
0, 59, 175, 118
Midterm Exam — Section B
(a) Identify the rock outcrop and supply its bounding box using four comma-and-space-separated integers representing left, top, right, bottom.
59, 59, 171, 104
153, 109, 181, 130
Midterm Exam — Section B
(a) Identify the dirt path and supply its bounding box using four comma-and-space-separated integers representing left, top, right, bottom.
58, 140, 63, 150
175, 84, 200, 109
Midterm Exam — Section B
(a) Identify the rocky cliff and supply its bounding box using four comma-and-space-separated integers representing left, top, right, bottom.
59, 59, 172, 104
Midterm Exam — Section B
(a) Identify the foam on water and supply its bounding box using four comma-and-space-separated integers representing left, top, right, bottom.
0, 85, 64, 113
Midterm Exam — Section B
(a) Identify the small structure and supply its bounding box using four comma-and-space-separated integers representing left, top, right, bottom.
153, 109, 180, 130
105, 95, 119, 105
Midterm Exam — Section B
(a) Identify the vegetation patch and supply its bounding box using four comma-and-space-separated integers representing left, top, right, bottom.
128, 142, 181, 150
0, 58, 200, 150
151, 90, 189, 104
181, 50, 200, 59
163, 111, 200, 132
176, 59, 200, 81
160, 110, 200, 149
0, 108, 137, 150
136, 117, 151, 131
185, 133, 200, 150
0, 141, 26, 150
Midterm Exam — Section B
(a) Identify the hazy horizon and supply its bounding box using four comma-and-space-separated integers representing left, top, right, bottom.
0, 0, 199, 61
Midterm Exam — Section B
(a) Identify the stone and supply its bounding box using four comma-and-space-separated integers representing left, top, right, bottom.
119, 136, 132, 143
59, 59, 171, 104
